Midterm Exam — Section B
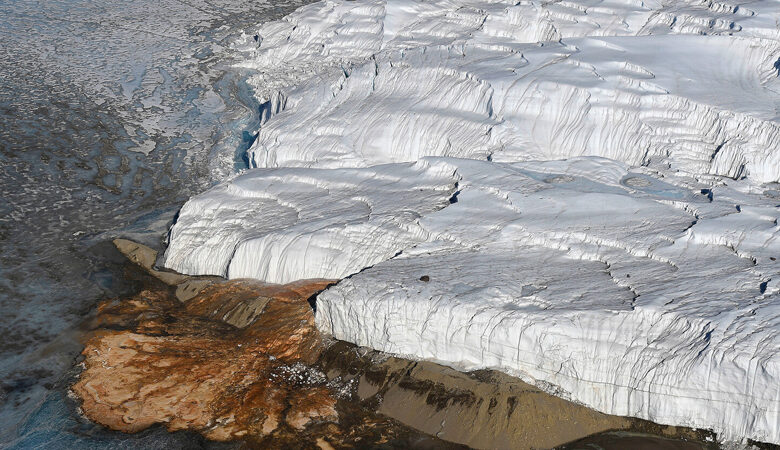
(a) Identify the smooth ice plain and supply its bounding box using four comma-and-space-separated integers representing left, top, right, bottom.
164, 0, 780, 444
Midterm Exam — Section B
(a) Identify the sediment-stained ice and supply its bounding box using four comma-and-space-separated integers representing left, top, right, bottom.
165, 0, 780, 443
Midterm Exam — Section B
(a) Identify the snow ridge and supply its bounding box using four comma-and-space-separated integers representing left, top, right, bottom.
316, 158, 779, 444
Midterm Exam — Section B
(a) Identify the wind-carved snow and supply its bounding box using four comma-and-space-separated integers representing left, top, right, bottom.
165, 0, 780, 444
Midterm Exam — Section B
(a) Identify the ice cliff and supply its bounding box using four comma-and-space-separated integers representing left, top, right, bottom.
164, 0, 780, 444
164, 162, 457, 282
317, 157, 780, 444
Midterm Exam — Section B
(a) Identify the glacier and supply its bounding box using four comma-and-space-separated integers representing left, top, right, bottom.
317, 157, 780, 444
163, 0, 780, 444
235, 0, 780, 182
164, 161, 457, 282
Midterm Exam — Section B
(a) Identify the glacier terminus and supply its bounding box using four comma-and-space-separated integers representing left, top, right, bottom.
162, 0, 780, 444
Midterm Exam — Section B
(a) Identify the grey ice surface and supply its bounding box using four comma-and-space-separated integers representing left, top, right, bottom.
0, 0, 310, 446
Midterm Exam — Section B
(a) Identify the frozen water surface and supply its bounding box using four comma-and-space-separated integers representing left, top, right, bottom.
164, 0, 780, 445
0, 0, 313, 446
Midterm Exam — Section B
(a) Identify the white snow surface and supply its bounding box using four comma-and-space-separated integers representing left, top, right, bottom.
164, 0, 780, 443
236, 0, 780, 182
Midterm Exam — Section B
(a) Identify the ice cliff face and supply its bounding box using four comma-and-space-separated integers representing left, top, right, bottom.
317, 157, 780, 444
164, 0, 780, 444
164, 161, 457, 282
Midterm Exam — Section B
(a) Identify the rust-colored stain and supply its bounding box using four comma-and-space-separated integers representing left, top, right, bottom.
72, 279, 337, 441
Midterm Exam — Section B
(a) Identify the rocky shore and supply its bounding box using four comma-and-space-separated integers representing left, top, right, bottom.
70, 239, 730, 449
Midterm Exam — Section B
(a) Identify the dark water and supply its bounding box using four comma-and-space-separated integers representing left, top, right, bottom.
558, 431, 714, 450
0, 0, 309, 446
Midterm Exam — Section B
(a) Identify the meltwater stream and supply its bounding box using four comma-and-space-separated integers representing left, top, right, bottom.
0, 0, 310, 446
